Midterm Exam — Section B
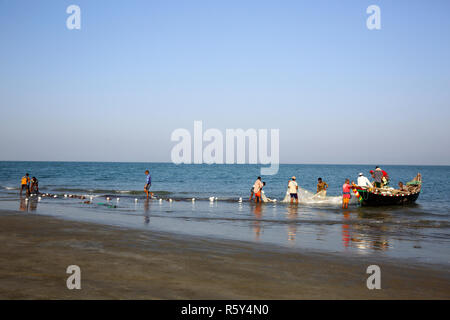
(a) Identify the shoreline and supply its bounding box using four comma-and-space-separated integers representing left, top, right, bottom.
0, 209, 449, 299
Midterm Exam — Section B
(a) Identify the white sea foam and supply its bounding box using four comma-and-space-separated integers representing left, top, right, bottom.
279, 187, 356, 206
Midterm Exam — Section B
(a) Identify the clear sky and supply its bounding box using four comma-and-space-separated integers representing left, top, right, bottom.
1, 0, 449, 164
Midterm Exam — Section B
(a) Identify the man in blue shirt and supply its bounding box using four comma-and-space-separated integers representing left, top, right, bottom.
144, 170, 154, 199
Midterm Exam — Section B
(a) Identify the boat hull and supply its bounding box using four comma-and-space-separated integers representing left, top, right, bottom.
355, 188, 420, 206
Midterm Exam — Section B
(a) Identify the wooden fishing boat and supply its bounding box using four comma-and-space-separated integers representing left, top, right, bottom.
352, 173, 422, 207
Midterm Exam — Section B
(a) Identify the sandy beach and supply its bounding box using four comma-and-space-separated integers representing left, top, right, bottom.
0, 209, 449, 299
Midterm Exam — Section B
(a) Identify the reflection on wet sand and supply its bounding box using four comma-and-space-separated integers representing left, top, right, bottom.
144, 199, 151, 224
20, 196, 39, 212
341, 211, 351, 248
341, 210, 390, 252
29, 198, 38, 211
251, 203, 264, 241
19, 197, 29, 212
249, 203, 392, 252
286, 205, 298, 243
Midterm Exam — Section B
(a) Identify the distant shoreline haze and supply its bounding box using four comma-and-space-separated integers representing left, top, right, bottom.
0, 160, 448, 167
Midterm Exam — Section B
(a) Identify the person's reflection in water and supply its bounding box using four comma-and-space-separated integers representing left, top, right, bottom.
252, 203, 263, 241
341, 211, 351, 249
352, 212, 390, 251
29, 198, 38, 211
19, 197, 29, 212
315, 214, 327, 241
341, 209, 391, 252
370, 235, 390, 251
144, 199, 151, 225
286, 205, 298, 243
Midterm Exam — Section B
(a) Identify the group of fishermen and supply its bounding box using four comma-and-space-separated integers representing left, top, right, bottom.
20, 173, 39, 197
357, 167, 409, 191
249, 176, 328, 205
19, 166, 408, 207
249, 176, 328, 203
249, 166, 409, 207
358, 166, 390, 188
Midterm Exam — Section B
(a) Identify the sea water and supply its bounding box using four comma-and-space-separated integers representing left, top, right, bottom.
0, 162, 449, 266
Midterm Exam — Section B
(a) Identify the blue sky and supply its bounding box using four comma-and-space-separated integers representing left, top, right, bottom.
0, 0, 449, 164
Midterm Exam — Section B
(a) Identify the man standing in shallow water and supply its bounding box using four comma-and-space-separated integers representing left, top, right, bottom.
288, 176, 299, 204
20, 173, 30, 196
316, 177, 328, 197
144, 170, 154, 199
342, 179, 351, 209
252, 176, 263, 203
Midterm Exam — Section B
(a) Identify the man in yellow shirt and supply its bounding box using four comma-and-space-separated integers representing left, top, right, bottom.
20, 173, 30, 196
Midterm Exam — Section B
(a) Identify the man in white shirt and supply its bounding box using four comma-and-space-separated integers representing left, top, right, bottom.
288, 176, 299, 204
357, 173, 373, 188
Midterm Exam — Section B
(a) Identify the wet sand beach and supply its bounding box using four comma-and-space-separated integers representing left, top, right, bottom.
0, 209, 449, 299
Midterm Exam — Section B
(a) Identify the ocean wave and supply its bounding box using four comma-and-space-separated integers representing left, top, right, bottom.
279, 187, 357, 205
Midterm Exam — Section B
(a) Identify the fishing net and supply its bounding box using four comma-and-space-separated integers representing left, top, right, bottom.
261, 191, 277, 203
279, 187, 351, 206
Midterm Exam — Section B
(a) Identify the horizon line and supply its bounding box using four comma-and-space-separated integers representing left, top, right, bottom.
0, 160, 449, 167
